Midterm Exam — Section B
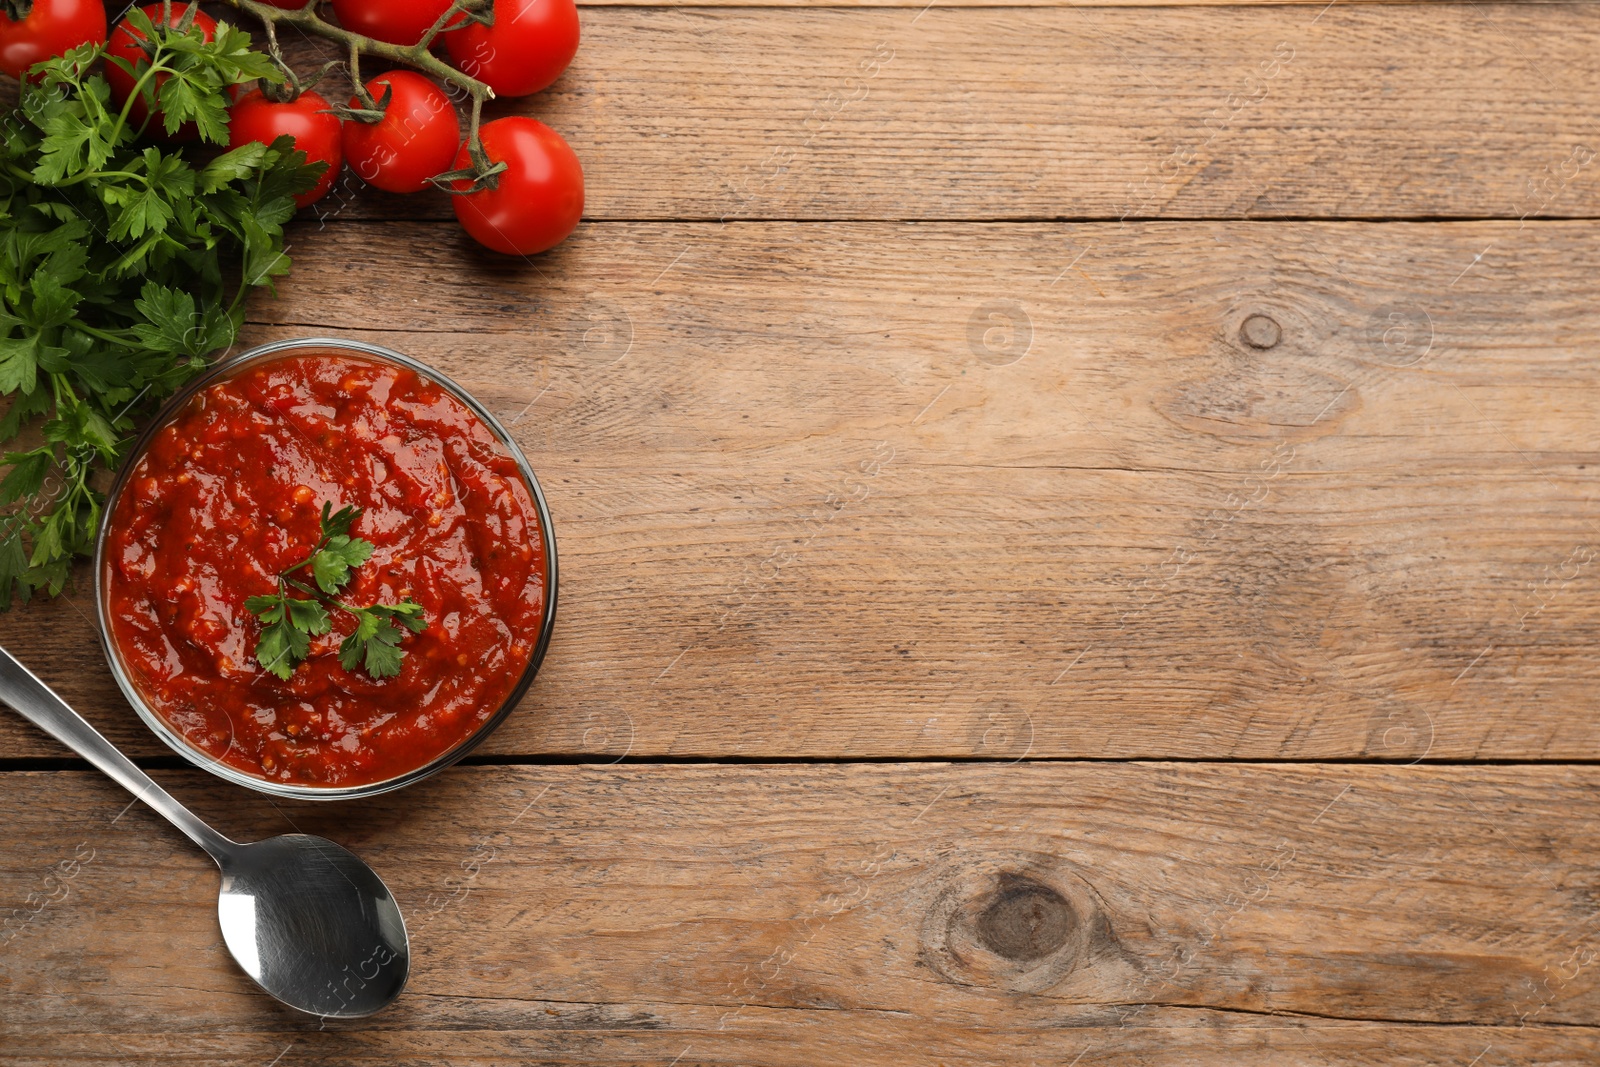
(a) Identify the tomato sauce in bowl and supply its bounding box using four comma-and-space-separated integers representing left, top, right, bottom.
96, 340, 556, 798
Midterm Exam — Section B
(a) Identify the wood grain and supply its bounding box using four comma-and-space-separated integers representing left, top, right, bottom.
5, 219, 1600, 762
577, 0, 1559, 7
273, 3, 1600, 222
3, 763, 1600, 1064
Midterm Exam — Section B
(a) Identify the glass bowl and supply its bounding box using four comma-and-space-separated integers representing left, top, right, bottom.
93, 337, 558, 800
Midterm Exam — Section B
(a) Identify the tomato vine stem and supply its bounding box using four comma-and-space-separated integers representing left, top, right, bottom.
215, 0, 498, 164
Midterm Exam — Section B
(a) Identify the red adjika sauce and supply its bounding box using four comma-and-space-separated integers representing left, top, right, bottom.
104, 352, 548, 787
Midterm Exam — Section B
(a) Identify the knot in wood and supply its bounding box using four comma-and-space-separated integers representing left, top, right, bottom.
917, 855, 1132, 994
1240, 313, 1282, 349
975, 876, 1076, 961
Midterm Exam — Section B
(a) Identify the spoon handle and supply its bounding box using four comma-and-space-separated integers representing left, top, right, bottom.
0, 644, 235, 860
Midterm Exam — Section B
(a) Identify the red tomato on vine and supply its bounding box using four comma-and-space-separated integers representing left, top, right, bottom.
105, 3, 218, 141
331, 0, 457, 47
230, 89, 344, 208
444, 0, 579, 99
0, 0, 105, 80
343, 71, 460, 194
452, 117, 583, 256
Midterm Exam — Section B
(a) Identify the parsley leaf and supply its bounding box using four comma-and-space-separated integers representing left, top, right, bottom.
356, 619, 407, 679
254, 612, 308, 681
375, 601, 429, 634
0, 449, 52, 506
310, 534, 374, 595
319, 500, 360, 540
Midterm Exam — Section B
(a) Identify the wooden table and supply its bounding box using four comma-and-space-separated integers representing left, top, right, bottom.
6, 1, 1600, 1063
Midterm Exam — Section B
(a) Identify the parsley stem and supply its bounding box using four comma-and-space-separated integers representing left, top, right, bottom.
68, 321, 132, 345
48, 169, 145, 188
106, 58, 175, 148
282, 575, 328, 600
278, 539, 330, 581
225, 268, 256, 319
282, 575, 363, 616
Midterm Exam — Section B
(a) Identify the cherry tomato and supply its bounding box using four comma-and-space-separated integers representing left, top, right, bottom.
0, 0, 106, 80
105, 3, 218, 141
444, 0, 578, 98
452, 117, 582, 256
342, 71, 460, 194
330, 0, 456, 46
230, 89, 344, 208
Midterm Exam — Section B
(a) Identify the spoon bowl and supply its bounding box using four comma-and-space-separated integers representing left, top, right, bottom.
219, 835, 408, 1017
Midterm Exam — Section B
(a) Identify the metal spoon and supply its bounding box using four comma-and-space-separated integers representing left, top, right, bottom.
0, 645, 408, 1017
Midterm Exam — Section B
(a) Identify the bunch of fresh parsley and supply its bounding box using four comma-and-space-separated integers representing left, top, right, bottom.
246, 503, 427, 681
0, 11, 324, 607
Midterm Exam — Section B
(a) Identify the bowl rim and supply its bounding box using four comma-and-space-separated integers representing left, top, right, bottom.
92, 336, 559, 801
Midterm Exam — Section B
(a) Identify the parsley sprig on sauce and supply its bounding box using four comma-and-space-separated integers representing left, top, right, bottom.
245, 503, 426, 681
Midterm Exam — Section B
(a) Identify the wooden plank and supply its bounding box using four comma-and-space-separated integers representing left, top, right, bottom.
575, 0, 1564, 7
269, 3, 1600, 222
3, 219, 1599, 763
7, 4, 1585, 217
3, 763, 1600, 1063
